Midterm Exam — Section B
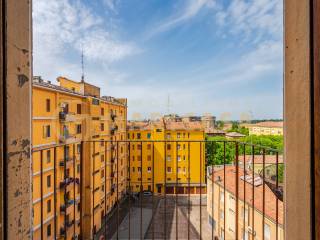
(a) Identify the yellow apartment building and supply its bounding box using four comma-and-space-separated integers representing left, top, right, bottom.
246, 121, 283, 136
207, 166, 284, 240
32, 76, 127, 240
127, 118, 206, 195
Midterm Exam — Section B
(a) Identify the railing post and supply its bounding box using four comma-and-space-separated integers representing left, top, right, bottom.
128, 141, 131, 240
176, 141, 178, 240
54, 147, 57, 239
188, 141, 190, 240
235, 142, 239, 240
140, 141, 143, 240
200, 141, 202, 240
80, 141, 84, 239
104, 141, 107, 239
152, 141, 155, 240
164, 141, 167, 240
40, 150, 44, 240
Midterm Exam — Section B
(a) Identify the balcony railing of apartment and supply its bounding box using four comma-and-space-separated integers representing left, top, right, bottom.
32, 140, 283, 240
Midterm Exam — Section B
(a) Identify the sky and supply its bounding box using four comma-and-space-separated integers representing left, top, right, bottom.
33, 0, 283, 121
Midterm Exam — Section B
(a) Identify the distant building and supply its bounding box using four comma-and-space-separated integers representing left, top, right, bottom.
225, 132, 246, 139
207, 166, 284, 240
247, 121, 283, 136
127, 116, 206, 194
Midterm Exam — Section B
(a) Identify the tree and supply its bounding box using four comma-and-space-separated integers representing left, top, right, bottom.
206, 136, 235, 165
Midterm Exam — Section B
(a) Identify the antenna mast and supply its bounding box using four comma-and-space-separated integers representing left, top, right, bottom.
81, 45, 85, 82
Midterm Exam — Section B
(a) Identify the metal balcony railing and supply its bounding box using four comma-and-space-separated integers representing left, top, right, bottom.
32, 140, 284, 240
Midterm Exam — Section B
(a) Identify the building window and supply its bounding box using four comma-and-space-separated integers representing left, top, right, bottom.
229, 209, 235, 232
101, 170, 104, 178
177, 155, 181, 161
167, 144, 171, 150
220, 191, 224, 203
132, 133, 135, 139
47, 199, 51, 213
220, 209, 224, 220
264, 223, 271, 240
166, 155, 171, 161
138, 167, 141, 173
77, 144, 81, 154
101, 155, 104, 162
132, 156, 135, 161
76, 124, 82, 134
101, 108, 104, 116
147, 144, 151, 150
147, 133, 151, 139
147, 155, 151, 161
167, 167, 172, 173
166, 133, 171, 139
132, 167, 135, 172
77, 164, 80, 174
43, 125, 51, 138
137, 144, 141, 150
46, 150, 51, 163
177, 133, 181, 138
47, 224, 51, 237
47, 175, 51, 188
148, 167, 151, 173
46, 99, 50, 112
101, 123, 104, 131
137, 133, 141, 139
77, 104, 81, 114
177, 144, 181, 150
92, 98, 99, 105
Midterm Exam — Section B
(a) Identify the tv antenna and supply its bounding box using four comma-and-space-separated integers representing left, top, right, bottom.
81, 44, 85, 83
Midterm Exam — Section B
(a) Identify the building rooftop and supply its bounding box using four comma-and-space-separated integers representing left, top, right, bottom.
127, 119, 204, 131
209, 165, 283, 225
225, 132, 246, 138
238, 155, 284, 165
33, 76, 127, 106
250, 121, 283, 128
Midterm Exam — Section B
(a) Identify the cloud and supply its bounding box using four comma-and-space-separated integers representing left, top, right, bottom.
147, 0, 217, 38
103, 0, 119, 13
214, 0, 283, 41
33, 0, 139, 78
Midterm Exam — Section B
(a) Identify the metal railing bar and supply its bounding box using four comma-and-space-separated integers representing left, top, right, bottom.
252, 145, 255, 240
64, 145, 67, 240
152, 141, 155, 240
117, 141, 119, 240
164, 141, 167, 240
224, 141, 226, 240
188, 142, 190, 240
262, 148, 266, 240
140, 141, 143, 240
200, 142, 202, 240
53, 147, 57, 239
93, 142, 95, 238
243, 144, 246, 240
73, 144, 76, 238
40, 150, 44, 240
235, 142, 239, 240
176, 141, 178, 240
128, 142, 131, 240
80, 142, 84, 239
276, 152, 279, 240
104, 141, 107, 239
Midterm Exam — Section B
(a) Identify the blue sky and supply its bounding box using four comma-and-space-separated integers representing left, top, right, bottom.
33, 0, 283, 120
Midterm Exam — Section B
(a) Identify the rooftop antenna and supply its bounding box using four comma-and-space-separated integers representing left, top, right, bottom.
81, 44, 85, 83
